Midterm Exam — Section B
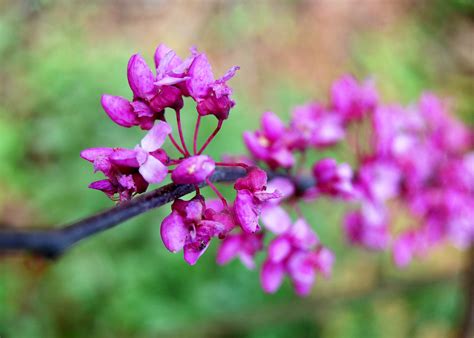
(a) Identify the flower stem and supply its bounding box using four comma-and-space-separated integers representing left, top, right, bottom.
206, 178, 228, 207
197, 120, 223, 155
168, 134, 186, 156
193, 115, 202, 155
176, 109, 190, 156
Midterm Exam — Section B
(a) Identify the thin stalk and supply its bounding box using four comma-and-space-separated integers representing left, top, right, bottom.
197, 120, 223, 155
193, 115, 202, 155
176, 109, 190, 156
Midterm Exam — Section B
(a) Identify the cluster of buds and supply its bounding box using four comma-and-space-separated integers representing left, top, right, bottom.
82, 43, 473, 296
81, 44, 239, 201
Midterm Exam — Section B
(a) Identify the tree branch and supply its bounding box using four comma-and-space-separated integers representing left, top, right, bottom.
0, 167, 315, 258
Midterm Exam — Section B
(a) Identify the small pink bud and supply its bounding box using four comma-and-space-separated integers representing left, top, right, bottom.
160, 211, 188, 253
101, 95, 138, 127
171, 155, 215, 184
127, 54, 156, 100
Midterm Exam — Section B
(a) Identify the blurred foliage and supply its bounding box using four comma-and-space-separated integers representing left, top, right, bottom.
1, 1, 472, 337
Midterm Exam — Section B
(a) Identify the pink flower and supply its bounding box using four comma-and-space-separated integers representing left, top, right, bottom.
127, 54, 156, 101
81, 121, 171, 200
355, 159, 401, 203
243, 112, 295, 169
331, 75, 378, 123
289, 103, 345, 150
216, 231, 264, 269
260, 177, 295, 234
135, 121, 172, 184
149, 43, 193, 112
393, 231, 418, 267
344, 203, 390, 251
312, 158, 355, 199
418, 92, 472, 154
171, 155, 216, 184
101, 44, 200, 130
260, 217, 334, 296
81, 147, 148, 201
186, 52, 239, 120
233, 167, 281, 233
161, 197, 235, 265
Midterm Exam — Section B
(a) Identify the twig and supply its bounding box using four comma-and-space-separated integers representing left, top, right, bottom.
0, 168, 314, 259
0, 167, 245, 258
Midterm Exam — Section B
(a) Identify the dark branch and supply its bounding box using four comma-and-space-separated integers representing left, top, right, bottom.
0, 167, 314, 258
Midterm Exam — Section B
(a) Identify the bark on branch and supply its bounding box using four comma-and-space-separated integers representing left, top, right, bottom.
0, 167, 314, 258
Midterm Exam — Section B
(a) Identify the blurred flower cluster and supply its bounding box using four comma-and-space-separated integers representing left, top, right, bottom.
81, 44, 473, 296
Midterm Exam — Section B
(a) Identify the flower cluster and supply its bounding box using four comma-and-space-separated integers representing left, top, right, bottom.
82, 43, 473, 296
241, 74, 473, 274
82, 44, 240, 201
366, 93, 474, 266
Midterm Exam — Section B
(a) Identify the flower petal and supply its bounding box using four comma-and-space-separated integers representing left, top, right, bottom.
262, 111, 286, 141
268, 236, 292, 263
109, 149, 140, 167
260, 205, 292, 234
101, 95, 138, 127
127, 54, 156, 100
216, 235, 242, 265
160, 211, 188, 253
139, 155, 167, 184
184, 241, 210, 265
140, 121, 172, 152
260, 260, 285, 294
171, 155, 215, 184
80, 147, 113, 162
234, 190, 260, 233
187, 53, 214, 99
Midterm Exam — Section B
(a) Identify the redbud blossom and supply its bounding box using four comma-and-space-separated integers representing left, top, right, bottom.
171, 155, 216, 184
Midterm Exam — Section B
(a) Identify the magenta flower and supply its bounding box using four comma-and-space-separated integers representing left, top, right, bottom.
81, 121, 171, 200
135, 121, 171, 184
344, 203, 390, 250
260, 178, 295, 234
355, 159, 401, 203
101, 44, 200, 130
83, 44, 474, 295
312, 158, 355, 199
81, 147, 148, 201
161, 197, 234, 265
186, 52, 239, 120
243, 112, 295, 169
149, 43, 193, 112
393, 231, 419, 267
216, 231, 264, 269
260, 218, 334, 296
331, 74, 378, 123
171, 155, 216, 184
289, 103, 345, 150
419, 93, 472, 153
127, 54, 156, 101
233, 167, 281, 233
